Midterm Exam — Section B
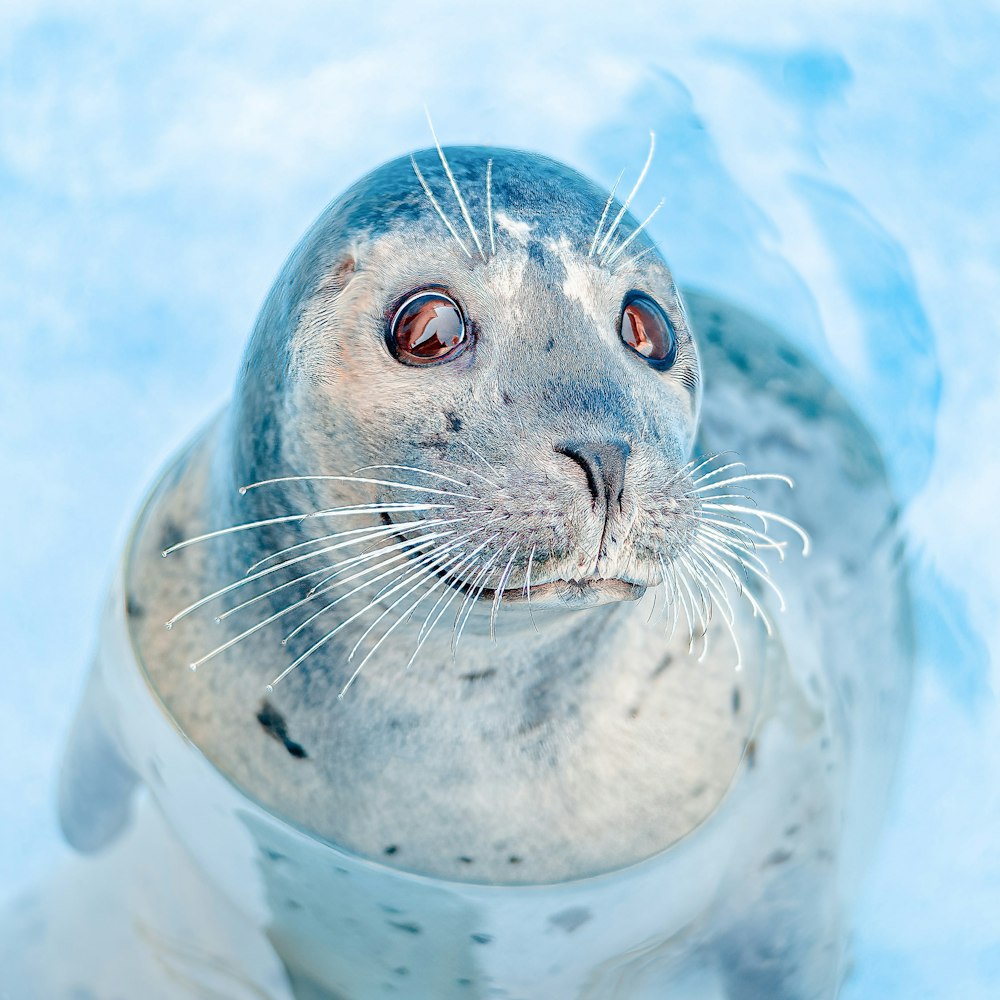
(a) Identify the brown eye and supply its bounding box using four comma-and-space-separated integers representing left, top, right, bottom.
620, 292, 677, 369
389, 290, 468, 365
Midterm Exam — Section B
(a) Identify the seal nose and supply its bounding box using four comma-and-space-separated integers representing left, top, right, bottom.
556, 440, 631, 512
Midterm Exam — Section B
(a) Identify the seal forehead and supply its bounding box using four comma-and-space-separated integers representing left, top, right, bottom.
319, 146, 635, 260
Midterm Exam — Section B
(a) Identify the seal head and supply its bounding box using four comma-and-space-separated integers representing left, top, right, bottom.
229, 147, 701, 622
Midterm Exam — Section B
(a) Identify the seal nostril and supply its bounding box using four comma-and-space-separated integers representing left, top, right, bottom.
555, 440, 631, 512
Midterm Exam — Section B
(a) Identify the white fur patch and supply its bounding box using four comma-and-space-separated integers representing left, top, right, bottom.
560, 253, 613, 343
494, 211, 533, 244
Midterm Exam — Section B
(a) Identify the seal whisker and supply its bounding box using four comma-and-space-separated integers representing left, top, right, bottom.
657, 556, 681, 641
244, 516, 435, 575
413, 538, 486, 646
693, 541, 774, 636
269, 532, 477, 691
453, 440, 503, 479
523, 544, 540, 635
489, 547, 520, 642
408, 535, 500, 668
684, 451, 740, 483
603, 199, 665, 267
676, 554, 712, 662
346, 535, 478, 663
588, 168, 624, 257
700, 502, 811, 556
221, 522, 468, 622
453, 539, 512, 653
284, 532, 463, 643
161, 502, 450, 557
240, 474, 479, 502
619, 245, 658, 269
689, 472, 794, 494
486, 157, 496, 257
686, 546, 744, 670
697, 523, 773, 576
187, 533, 461, 670
424, 109, 487, 262
689, 460, 748, 485
437, 457, 500, 491
364, 531, 476, 605
675, 554, 710, 652
409, 154, 473, 259
699, 532, 787, 613
166, 520, 462, 628
697, 515, 788, 555
450, 550, 495, 652
354, 464, 481, 492
596, 130, 656, 257
339, 541, 480, 699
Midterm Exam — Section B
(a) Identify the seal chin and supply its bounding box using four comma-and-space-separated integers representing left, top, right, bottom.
497, 577, 647, 610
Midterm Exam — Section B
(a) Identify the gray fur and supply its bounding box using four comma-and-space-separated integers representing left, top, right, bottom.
56, 147, 911, 998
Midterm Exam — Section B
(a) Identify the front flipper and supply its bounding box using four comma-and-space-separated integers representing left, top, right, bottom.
58, 660, 140, 853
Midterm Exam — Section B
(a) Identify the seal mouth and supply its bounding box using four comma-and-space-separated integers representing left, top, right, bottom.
380, 513, 646, 609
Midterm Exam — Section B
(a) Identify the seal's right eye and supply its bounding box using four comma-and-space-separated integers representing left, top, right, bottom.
388, 290, 468, 366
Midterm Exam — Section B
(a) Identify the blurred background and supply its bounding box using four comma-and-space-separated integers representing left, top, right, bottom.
0, 1, 997, 996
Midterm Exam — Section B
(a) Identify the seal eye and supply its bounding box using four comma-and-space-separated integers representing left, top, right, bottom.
620, 292, 677, 369
389, 290, 468, 366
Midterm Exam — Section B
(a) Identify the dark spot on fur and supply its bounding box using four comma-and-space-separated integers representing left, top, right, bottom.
691, 782, 707, 798
416, 435, 449, 451
379, 903, 402, 914
383, 844, 398, 856
159, 519, 185, 554
458, 856, 474, 864
651, 654, 673, 678
627, 706, 640, 720
501, 390, 513, 406
528, 242, 546, 267
460, 668, 497, 682
387, 920, 422, 935
257, 701, 308, 759
457, 979, 473, 988
471, 933, 493, 944
732, 687, 742, 714
444, 411, 463, 432
545, 336, 555, 352
508, 855, 522, 865
262, 848, 286, 862
549, 906, 592, 932
784, 824, 800, 837
778, 346, 802, 368
393, 967, 409, 977
763, 849, 793, 868
744, 738, 757, 769
286, 898, 302, 910
126, 595, 145, 619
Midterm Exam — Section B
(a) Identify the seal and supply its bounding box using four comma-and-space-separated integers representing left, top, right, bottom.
9, 140, 912, 999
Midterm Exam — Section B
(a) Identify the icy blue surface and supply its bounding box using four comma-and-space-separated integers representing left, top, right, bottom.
1, 3, 998, 997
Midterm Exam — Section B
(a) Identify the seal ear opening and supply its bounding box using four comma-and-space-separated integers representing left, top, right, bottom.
57, 664, 139, 854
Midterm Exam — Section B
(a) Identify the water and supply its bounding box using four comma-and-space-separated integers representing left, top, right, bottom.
1, 3, 997, 997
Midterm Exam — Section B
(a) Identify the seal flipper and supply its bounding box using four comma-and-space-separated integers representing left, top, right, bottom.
58, 661, 140, 853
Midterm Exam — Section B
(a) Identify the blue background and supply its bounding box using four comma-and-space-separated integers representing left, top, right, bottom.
1, 3, 997, 996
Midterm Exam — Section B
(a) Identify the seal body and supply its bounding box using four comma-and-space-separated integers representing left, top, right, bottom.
4, 147, 912, 999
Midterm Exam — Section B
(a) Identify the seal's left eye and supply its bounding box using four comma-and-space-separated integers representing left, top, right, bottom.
620, 292, 677, 370
389, 291, 468, 366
